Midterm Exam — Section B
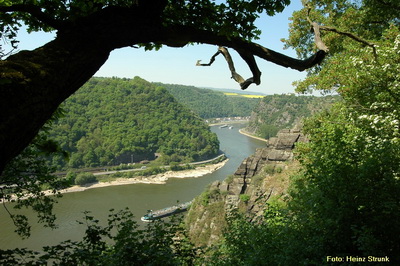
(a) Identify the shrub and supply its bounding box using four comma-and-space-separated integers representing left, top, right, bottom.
239, 194, 251, 203
65, 171, 77, 185
74, 172, 97, 186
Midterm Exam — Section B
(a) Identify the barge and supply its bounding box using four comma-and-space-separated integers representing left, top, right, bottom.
141, 201, 192, 222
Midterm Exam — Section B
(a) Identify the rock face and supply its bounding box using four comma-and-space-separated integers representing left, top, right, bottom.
245, 94, 339, 137
185, 128, 307, 247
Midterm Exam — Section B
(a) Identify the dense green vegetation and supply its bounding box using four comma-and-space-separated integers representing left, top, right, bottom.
247, 94, 339, 139
48, 77, 219, 170
158, 83, 261, 118
207, 104, 400, 264
0, 210, 198, 265
203, 0, 400, 264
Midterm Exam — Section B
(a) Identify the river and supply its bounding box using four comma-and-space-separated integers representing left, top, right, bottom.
0, 123, 266, 250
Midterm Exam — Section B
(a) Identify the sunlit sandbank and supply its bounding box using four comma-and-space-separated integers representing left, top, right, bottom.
55, 159, 228, 194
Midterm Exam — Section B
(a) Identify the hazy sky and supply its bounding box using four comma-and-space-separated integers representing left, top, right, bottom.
14, 0, 307, 95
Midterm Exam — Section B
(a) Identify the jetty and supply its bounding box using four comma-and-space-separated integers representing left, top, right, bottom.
141, 201, 193, 222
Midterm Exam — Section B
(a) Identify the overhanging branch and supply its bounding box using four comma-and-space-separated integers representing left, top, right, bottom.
0, 4, 66, 30
192, 24, 324, 90
197, 46, 261, 90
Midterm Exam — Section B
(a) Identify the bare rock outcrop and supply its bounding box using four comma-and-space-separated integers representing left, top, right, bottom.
185, 128, 307, 246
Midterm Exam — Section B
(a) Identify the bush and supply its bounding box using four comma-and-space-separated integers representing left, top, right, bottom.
74, 172, 97, 186
65, 171, 77, 185
169, 162, 180, 171
239, 194, 251, 203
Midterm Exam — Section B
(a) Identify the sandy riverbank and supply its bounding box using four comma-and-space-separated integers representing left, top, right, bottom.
53, 159, 229, 195
238, 129, 268, 142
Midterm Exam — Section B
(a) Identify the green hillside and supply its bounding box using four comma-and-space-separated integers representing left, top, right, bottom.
247, 94, 339, 138
49, 77, 219, 169
157, 83, 261, 118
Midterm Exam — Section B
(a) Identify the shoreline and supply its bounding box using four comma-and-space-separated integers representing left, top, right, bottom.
49, 159, 229, 195
208, 119, 249, 126
238, 128, 268, 143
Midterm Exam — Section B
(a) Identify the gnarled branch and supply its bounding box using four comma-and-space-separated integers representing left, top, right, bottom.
194, 21, 325, 90
306, 6, 377, 58
196, 50, 222, 66
197, 46, 261, 90
236, 48, 261, 90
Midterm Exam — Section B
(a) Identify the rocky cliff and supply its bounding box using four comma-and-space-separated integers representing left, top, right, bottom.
246, 94, 338, 139
185, 128, 308, 246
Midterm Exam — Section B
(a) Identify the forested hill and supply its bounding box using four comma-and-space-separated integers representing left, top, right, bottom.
247, 94, 339, 138
49, 77, 219, 170
156, 83, 261, 118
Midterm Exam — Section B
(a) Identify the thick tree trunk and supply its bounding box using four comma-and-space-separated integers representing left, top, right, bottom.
0, 6, 164, 174
0, 37, 111, 173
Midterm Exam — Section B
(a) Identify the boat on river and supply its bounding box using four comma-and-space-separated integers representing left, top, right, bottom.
220, 124, 228, 128
141, 201, 193, 222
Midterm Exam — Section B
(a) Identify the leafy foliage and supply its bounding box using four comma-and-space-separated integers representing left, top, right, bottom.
0, 209, 199, 265
48, 76, 219, 170
74, 172, 97, 186
0, 131, 70, 238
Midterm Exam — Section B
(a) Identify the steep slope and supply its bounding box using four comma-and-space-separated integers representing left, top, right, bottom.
49, 77, 219, 169
246, 94, 339, 138
185, 129, 307, 246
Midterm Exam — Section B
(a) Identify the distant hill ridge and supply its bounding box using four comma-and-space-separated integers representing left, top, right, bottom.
246, 94, 340, 139
156, 83, 262, 119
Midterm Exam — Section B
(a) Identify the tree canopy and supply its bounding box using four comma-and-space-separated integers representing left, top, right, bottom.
0, 0, 328, 174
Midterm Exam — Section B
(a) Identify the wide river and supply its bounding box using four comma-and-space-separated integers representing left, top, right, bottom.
0, 124, 266, 250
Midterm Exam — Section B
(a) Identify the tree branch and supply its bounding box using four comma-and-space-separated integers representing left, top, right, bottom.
0, 5, 329, 172
306, 6, 377, 58
197, 47, 245, 83
236, 48, 261, 90
218, 47, 246, 86
191, 24, 325, 89
306, 8, 329, 52
196, 50, 222, 66
0, 4, 66, 30
197, 46, 262, 90
319, 25, 377, 58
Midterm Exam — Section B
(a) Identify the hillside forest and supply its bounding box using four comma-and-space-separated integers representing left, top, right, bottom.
48, 77, 220, 170
159, 83, 261, 118
247, 94, 339, 139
